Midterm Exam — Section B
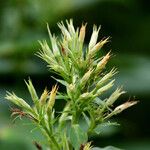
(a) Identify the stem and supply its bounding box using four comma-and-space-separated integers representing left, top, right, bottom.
47, 109, 53, 133
72, 111, 77, 124
72, 108, 81, 124
87, 110, 95, 135
104, 111, 115, 120
44, 126, 60, 150
61, 130, 70, 150
40, 120, 60, 150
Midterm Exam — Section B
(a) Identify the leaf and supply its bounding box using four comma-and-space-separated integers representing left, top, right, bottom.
56, 92, 69, 100
92, 146, 121, 150
51, 76, 68, 86
94, 122, 119, 135
93, 97, 104, 105
62, 132, 70, 150
82, 112, 90, 127
69, 124, 88, 150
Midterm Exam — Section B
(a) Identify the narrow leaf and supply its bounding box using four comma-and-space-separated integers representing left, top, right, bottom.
92, 146, 121, 150
69, 124, 88, 150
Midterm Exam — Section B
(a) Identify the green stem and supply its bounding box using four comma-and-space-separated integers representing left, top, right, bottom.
44, 126, 60, 150
40, 120, 60, 150
72, 111, 77, 124
87, 110, 95, 135
72, 109, 80, 124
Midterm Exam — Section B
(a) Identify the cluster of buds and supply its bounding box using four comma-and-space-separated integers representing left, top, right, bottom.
6, 79, 58, 123
5, 19, 137, 150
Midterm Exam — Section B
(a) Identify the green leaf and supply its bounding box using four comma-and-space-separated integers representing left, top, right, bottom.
56, 93, 69, 100
93, 97, 104, 105
94, 122, 119, 135
92, 146, 121, 150
69, 124, 88, 150
82, 112, 90, 127
51, 76, 68, 86
61, 132, 70, 150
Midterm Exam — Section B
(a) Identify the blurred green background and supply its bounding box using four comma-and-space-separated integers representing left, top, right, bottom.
0, 0, 150, 149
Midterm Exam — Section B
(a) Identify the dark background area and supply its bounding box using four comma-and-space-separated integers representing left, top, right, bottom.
0, 0, 150, 149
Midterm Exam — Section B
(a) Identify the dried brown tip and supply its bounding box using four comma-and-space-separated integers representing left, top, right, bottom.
114, 100, 138, 114
33, 141, 43, 150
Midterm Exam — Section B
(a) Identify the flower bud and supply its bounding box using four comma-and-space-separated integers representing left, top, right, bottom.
66, 19, 75, 35
47, 24, 60, 56
52, 65, 62, 72
95, 51, 111, 74
80, 69, 93, 88
47, 84, 58, 110
79, 92, 93, 101
96, 68, 117, 89
95, 80, 115, 96
106, 87, 126, 106
5, 92, 32, 112
58, 22, 71, 40
25, 79, 38, 104
39, 40, 52, 56
79, 23, 87, 43
51, 35, 60, 56
40, 88, 49, 105
89, 37, 109, 57
89, 25, 101, 50
67, 84, 75, 99
83, 142, 92, 150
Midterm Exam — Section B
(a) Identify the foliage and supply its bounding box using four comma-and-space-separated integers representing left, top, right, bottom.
5, 20, 137, 150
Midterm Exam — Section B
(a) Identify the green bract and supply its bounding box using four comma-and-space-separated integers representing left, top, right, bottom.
5, 19, 137, 150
